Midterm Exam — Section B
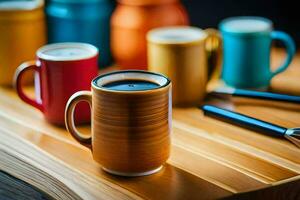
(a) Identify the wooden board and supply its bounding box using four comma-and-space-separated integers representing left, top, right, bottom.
0, 49, 300, 199
0, 171, 52, 200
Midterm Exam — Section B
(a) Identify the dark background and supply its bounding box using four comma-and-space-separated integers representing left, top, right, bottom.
182, 0, 300, 45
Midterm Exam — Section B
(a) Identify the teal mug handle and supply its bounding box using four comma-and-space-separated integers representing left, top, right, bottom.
270, 31, 296, 78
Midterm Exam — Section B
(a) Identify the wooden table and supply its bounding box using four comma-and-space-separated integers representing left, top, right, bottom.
0, 49, 300, 199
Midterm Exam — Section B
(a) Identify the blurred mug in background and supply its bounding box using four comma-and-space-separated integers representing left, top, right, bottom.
14, 43, 98, 125
220, 16, 296, 89
46, 0, 114, 68
0, 0, 46, 86
147, 26, 221, 106
111, 0, 189, 70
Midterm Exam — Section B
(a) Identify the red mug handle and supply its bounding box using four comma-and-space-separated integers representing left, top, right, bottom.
14, 61, 43, 112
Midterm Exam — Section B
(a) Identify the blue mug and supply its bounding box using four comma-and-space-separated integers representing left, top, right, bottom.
219, 16, 296, 89
46, 0, 114, 68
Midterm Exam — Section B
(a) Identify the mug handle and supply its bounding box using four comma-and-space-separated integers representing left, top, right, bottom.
65, 91, 92, 149
14, 61, 43, 112
270, 31, 296, 78
204, 28, 222, 81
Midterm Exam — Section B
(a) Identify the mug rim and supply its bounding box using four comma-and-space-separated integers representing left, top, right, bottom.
219, 16, 273, 35
37, 42, 99, 61
92, 70, 171, 93
0, 0, 44, 11
147, 26, 208, 46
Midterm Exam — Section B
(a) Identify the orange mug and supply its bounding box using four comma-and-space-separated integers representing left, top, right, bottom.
111, 0, 189, 70
0, 0, 46, 86
65, 71, 172, 176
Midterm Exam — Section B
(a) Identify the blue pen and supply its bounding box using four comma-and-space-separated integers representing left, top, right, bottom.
213, 87, 300, 104
202, 105, 300, 148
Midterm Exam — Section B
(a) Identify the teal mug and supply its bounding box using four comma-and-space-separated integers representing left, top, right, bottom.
220, 16, 296, 89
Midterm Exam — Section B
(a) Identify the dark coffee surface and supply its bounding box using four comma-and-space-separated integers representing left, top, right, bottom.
103, 80, 160, 91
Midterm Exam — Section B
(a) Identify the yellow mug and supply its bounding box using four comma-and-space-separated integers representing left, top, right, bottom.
0, 0, 46, 86
147, 26, 221, 106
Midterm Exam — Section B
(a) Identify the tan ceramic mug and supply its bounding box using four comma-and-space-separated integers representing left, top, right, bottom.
65, 70, 172, 176
147, 26, 221, 106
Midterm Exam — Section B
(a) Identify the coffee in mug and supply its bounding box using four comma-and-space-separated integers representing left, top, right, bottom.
65, 70, 172, 176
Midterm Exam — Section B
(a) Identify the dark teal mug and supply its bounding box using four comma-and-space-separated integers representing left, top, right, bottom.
46, 0, 114, 68
220, 16, 296, 89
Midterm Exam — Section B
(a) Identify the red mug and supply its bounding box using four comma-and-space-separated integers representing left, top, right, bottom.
14, 43, 99, 125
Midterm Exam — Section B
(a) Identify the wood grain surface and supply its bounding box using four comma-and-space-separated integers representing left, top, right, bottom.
0, 49, 299, 199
